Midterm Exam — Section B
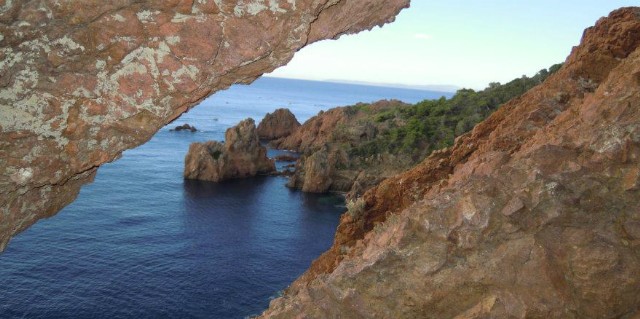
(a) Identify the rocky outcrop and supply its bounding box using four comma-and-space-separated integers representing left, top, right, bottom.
170, 123, 197, 132
184, 118, 274, 182
0, 0, 410, 250
273, 100, 413, 195
257, 108, 300, 140
261, 8, 640, 318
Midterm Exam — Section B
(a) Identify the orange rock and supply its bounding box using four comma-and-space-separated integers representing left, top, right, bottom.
184, 118, 275, 182
257, 108, 300, 140
261, 7, 640, 318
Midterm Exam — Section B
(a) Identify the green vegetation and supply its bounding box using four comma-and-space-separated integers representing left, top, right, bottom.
350, 63, 563, 158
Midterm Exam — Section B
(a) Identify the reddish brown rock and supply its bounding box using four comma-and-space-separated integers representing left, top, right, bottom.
0, 0, 410, 250
257, 108, 300, 140
273, 100, 413, 196
184, 118, 274, 182
261, 8, 640, 318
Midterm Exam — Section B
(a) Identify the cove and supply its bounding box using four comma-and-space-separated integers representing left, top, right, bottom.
0, 78, 450, 318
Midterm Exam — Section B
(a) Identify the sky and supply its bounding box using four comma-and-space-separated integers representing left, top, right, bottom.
268, 1, 637, 90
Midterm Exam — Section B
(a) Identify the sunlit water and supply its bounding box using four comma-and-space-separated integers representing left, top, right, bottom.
0, 77, 452, 318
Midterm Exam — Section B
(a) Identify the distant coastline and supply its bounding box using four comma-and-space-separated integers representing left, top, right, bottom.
264, 75, 460, 93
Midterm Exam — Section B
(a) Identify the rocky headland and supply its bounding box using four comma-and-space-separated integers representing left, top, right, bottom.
270, 66, 559, 198
257, 108, 301, 140
260, 8, 640, 318
184, 118, 274, 182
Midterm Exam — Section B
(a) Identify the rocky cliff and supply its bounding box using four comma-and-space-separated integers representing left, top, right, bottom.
184, 118, 275, 182
257, 108, 301, 140
275, 100, 415, 195
0, 0, 409, 250
261, 8, 640, 318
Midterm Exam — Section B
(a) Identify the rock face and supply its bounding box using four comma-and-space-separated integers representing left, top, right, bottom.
273, 100, 415, 195
257, 108, 300, 140
261, 8, 640, 318
171, 123, 197, 132
0, 0, 410, 250
184, 118, 274, 182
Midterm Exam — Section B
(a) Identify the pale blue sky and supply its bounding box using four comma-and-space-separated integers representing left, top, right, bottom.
268, 1, 637, 90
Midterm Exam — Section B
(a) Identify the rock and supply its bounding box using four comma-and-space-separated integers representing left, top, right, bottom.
184, 118, 274, 182
0, 0, 410, 250
300, 148, 334, 193
272, 100, 412, 195
171, 124, 197, 132
261, 8, 640, 318
257, 108, 300, 140
274, 154, 298, 162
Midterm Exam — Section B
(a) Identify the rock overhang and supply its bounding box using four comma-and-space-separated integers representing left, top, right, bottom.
0, 0, 410, 250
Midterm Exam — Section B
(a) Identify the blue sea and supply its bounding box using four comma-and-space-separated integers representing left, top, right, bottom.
0, 77, 452, 318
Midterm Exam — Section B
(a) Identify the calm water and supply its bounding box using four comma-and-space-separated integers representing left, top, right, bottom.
0, 77, 452, 318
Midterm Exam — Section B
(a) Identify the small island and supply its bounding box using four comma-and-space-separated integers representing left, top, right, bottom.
184, 118, 275, 182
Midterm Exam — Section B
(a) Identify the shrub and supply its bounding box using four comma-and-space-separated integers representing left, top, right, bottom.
346, 198, 366, 218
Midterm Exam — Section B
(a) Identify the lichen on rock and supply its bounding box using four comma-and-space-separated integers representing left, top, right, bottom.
0, 0, 410, 250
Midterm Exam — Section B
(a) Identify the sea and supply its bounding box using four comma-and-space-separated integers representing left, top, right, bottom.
0, 77, 452, 318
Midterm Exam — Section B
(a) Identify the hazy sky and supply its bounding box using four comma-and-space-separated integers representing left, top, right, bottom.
268, 1, 636, 90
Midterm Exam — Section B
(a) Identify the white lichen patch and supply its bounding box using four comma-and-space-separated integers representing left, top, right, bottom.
112, 13, 126, 22
72, 87, 95, 99
18, 37, 52, 54
10, 168, 33, 186
95, 60, 106, 70
592, 126, 625, 154
233, 0, 287, 17
0, 68, 39, 101
53, 36, 85, 53
166, 36, 181, 45
136, 10, 159, 23
171, 13, 192, 23
37, 5, 54, 20
171, 64, 199, 83
1, 0, 14, 14
0, 49, 23, 70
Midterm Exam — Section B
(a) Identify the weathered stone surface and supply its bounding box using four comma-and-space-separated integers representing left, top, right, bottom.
257, 108, 300, 140
0, 0, 410, 250
184, 118, 274, 182
261, 8, 640, 318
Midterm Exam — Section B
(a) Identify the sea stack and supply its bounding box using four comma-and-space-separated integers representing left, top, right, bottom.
257, 108, 301, 140
184, 118, 275, 182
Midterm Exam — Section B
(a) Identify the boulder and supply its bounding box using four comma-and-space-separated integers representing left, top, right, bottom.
184, 119, 275, 182
171, 124, 197, 132
257, 108, 301, 140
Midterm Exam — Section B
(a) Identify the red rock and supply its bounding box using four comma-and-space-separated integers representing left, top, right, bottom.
257, 108, 300, 140
261, 8, 640, 318
184, 118, 275, 182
